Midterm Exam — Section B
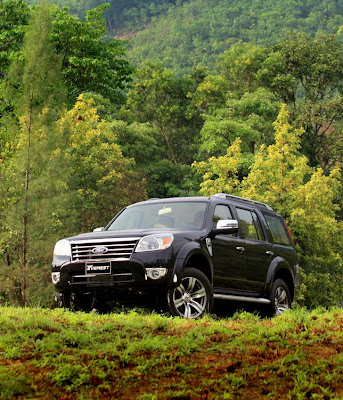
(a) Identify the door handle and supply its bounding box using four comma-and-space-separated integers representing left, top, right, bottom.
266, 251, 274, 256
236, 246, 245, 253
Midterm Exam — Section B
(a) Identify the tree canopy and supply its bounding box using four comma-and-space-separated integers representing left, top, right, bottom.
0, 0, 133, 106
127, 0, 343, 74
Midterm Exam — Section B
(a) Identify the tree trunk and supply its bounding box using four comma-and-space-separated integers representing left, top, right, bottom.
22, 92, 33, 307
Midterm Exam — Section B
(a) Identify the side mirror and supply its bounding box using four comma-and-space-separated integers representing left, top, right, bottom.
93, 227, 104, 232
209, 219, 238, 238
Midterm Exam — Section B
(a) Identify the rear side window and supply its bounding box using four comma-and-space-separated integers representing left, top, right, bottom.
236, 208, 264, 241
264, 214, 292, 246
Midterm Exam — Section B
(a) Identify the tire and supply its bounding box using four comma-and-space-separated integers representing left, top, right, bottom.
53, 291, 70, 309
167, 268, 213, 319
269, 279, 292, 316
69, 292, 95, 312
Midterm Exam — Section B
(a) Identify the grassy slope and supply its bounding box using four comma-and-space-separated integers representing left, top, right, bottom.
0, 307, 342, 399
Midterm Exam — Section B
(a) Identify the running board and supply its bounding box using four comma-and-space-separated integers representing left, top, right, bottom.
214, 294, 271, 304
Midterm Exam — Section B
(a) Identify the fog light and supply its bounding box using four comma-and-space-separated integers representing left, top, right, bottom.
51, 272, 61, 284
146, 268, 167, 280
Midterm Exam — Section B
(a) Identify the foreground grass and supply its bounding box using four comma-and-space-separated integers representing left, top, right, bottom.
0, 307, 342, 400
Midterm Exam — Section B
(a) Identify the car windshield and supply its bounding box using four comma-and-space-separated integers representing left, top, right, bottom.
107, 201, 208, 231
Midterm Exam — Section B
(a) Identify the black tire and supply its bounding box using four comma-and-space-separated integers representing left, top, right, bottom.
167, 268, 213, 319
53, 291, 71, 309
69, 292, 95, 312
269, 279, 292, 316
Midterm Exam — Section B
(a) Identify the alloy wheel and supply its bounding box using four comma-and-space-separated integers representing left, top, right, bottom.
274, 286, 290, 315
172, 276, 208, 318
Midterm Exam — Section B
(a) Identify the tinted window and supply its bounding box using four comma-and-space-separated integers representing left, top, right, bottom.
213, 205, 233, 228
107, 202, 207, 231
264, 214, 292, 246
236, 208, 264, 241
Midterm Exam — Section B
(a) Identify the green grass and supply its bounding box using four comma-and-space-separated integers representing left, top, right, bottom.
0, 307, 342, 399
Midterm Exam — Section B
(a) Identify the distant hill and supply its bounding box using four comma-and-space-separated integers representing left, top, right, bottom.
26, 0, 188, 33
126, 0, 343, 73
27, 0, 343, 73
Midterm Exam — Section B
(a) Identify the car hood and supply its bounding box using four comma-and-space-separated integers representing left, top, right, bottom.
65, 229, 207, 242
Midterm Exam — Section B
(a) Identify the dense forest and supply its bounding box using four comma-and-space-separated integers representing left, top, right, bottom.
27, 0, 343, 73
0, 0, 342, 308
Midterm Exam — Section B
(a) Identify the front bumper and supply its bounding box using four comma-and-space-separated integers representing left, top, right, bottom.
52, 251, 175, 292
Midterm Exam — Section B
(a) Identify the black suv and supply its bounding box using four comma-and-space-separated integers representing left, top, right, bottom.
52, 194, 299, 318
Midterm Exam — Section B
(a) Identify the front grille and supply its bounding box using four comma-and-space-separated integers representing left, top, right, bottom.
71, 238, 139, 262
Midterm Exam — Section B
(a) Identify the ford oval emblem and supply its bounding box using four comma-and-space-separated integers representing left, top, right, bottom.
91, 246, 109, 254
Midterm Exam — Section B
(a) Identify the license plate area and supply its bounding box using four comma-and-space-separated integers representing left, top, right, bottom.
85, 262, 111, 275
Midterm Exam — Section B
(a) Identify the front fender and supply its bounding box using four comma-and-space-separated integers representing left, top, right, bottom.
172, 241, 212, 286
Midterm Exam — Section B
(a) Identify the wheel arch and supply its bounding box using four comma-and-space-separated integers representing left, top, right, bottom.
185, 253, 213, 285
274, 268, 295, 300
265, 258, 295, 300
173, 242, 213, 286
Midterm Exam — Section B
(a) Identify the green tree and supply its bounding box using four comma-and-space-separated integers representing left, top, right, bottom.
125, 62, 202, 164
197, 88, 280, 160
186, 74, 228, 117
56, 95, 147, 232
123, 62, 203, 197
0, 3, 65, 306
0, 0, 30, 79
218, 43, 270, 96
242, 105, 342, 307
241, 105, 309, 215
269, 33, 343, 169
210, 34, 343, 171
0, 0, 30, 159
51, 3, 133, 105
193, 138, 243, 196
0, 1, 133, 107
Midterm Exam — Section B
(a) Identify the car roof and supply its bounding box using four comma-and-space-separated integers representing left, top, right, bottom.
128, 194, 274, 212
127, 196, 210, 207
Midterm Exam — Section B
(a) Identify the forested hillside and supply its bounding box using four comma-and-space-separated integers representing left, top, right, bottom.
27, 0, 343, 73
0, 0, 342, 308
128, 0, 343, 73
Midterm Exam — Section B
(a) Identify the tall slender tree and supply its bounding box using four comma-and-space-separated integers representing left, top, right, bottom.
1, 3, 65, 306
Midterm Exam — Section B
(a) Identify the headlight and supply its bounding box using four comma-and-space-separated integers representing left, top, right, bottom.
51, 272, 61, 284
53, 239, 71, 257
135, 234, 174, 252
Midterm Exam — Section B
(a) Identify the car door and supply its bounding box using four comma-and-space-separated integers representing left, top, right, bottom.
234, 207, 274, 295
211, 204, 247, 291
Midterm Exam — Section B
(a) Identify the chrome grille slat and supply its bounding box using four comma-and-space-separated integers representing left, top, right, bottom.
70, 238, 139, 261
73, 243, 136, 248
72, 246, 135, 253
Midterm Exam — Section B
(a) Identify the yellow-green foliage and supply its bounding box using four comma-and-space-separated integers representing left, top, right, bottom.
193, 138, 242, 196
195, 105, 343, 307
56, 95, 146, 231
242, 104, 310, 214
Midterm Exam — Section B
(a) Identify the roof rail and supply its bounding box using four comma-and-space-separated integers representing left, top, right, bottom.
213, 193, 274, 211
